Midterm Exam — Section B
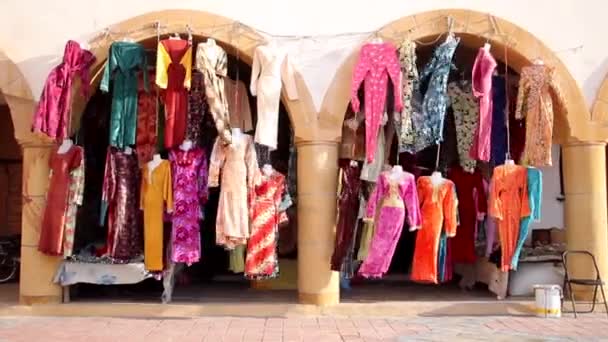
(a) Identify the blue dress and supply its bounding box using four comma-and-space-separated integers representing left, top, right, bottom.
511, 167, 542, 269
490, 75, 508, 166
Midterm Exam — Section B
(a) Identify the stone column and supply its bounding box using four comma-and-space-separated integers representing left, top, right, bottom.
296, 140, 340, 305
562, 141, 608, 299
19, 136, 62, 304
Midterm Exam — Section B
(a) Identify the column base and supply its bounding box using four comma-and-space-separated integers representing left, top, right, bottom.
298, 291, 339, 306
19, 295, 62, 305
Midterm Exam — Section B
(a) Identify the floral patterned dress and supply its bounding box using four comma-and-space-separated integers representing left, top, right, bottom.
169, 147, 208, 265
447, 81, 479, 173
397, 39, 418, 152
186, 70, 209, 144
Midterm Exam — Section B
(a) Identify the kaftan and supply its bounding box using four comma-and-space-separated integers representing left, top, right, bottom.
251, 44, 299, 150
515, 64, 566, 166
470, 47, 497, 162
136, 71, 157, 166
410, 177, 458, 284
351, 42, 403, 163
489, 164, 531, 271
169, 148, 208, 265
196, 41, 232, 145
511, 167, 542, 269
62, 152, 85, 257
447, 81, 479, 173
156, 39, 192, 148
331, 163, 361, 271
490, 75, 508, 166
33, 41, 95, 140
101, 42, 149, 149
397, 39, 418, 151
225, 78, 253, 132
187, 70, 209, 144
141, 160, 173, 271
339, 106, 366, 161
358, 171, 421, 278
38, 145, 84, 256
448, 166, 486, 264
246, 170, 289, 279
100, 147, 142, 261
209, 134, 260, 249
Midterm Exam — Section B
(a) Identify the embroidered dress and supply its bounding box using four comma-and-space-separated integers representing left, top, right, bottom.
351, 42, 403, 163
447, 81, 479, 173
33, 41, 95, 140
410, 177, 458, 284
100, 42, 149, 149
246, 170, 289, 279
358, 171, 421, 278
511, 168, 542, 269
187, 70, 209, 144
209, 134, 260, 249
397, 39, 418, 151
38, 146, 84, 256
331, 163, 361, 271
156, 38, 192, 148
415, 35, 460, 152
169, 148, 208, 265
489, 164, 531, 271
100, 147, 142, 261
250, 44, 299, 150
141, 160, 173, 271
469, 47, 497, 162
136, 71, 157, 166
63, 152, 85, 257
515, 64, 566, 166
196, 41, 232, 145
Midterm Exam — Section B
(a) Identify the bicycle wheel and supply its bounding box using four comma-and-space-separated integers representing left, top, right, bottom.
0, 259, 17, 283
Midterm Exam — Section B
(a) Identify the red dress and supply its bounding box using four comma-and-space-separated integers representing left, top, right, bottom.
136, 71, 157, 166
448, 166, 486, 264
156, 39, 192, 148
38, 146, 84, 255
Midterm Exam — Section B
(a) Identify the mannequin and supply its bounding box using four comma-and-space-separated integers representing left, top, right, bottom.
147, 154, 163, 181
262, 163, 274, 176
232, 128, 243, 147
124, 146, 133, 155
180, 139, 194, 151
505, 159, 515, 166
79, 41, 89, 50
57, 138, 73, 154
483, 42, 491, 51
389, 164, 404, 182
431, 170, 444, 186
205, 38, 218, 62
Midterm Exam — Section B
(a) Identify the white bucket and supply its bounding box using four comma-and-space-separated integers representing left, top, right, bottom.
533, 284, 562, 318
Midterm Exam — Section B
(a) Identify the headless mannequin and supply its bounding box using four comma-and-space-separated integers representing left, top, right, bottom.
262, 164, 274, 176
147, 154, 163, 182
505, 159, 515, 166
169, 33, 181, 40
431, 170, 444, 186
124, 146, 133, 155
389, 165, 404, 182
180, 139, 193, 151
231, 128, 243, 148
57, 138, 73, 154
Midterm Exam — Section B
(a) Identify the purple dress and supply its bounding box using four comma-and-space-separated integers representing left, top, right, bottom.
359, 171, 421, 278
169, 147, 208, 265
32, 40, 95, 140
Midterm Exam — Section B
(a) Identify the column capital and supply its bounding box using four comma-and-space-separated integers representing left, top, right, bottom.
16, 132, 55, 149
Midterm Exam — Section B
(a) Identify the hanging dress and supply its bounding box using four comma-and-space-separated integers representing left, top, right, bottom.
136, 71, 157, 166
351, 42, 403, 163
490, 75, 508, 166
196, 41, 232, 145
447, 81, 479, 173
339, 105, 366, 161
38, 145, 84, 256
156, 38, 192, 148
448, 166, 486, 264
410, 177, 459, 284
33, 40, 95, 140
100, 147, 142, 261
187, 70, 209, 145
169, 147, 208, 265
62, 151, 85, 257
141, 160, 173, 271
489, 164, 531, 271
246, 170, 289, 279
101, 41, 148, 149
469, 47, 497, 162
413, 35, 460, 152
208, 134, 260, 249
511, 167, 542, 269
358, 171, 421, 278
397, 39, 418, 152
225, 78, 254, 133
331, 162, 362, 271
515, 64, 566, 166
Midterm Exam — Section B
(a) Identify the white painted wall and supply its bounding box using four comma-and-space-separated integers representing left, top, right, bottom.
0, 0, 605, 105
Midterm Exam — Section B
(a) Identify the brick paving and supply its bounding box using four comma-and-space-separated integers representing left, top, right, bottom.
0, 315, 607, 341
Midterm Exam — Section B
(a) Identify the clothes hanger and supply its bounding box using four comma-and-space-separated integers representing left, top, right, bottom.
169, 32, 181, 40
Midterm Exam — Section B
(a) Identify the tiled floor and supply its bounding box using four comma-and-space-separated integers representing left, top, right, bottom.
0, 315, 607, 341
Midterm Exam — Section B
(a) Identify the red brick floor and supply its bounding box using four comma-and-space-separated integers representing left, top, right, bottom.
0, 315, 607, 341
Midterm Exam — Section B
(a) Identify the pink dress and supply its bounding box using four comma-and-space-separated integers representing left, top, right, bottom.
169, 147, 208, 265
469, 47, 496, 162
359, 171, 421, 278
351, 42, 403, 163
32, 41, 95, 140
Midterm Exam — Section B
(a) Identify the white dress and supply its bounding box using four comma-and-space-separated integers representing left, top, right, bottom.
250, 43, 299, 150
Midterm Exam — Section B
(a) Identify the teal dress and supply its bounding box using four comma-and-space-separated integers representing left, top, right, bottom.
100, 42, 149, 149
511, 167, 542, 269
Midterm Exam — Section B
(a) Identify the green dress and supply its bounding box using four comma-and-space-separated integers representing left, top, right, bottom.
100, 41, 148, 149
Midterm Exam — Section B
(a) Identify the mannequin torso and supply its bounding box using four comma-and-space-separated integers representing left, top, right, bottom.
57, 139, 73, 154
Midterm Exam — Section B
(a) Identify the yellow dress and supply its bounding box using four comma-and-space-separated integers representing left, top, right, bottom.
140, 160, 173, 271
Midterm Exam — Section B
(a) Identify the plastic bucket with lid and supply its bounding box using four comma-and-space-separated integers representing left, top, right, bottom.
533, 284, 562, 318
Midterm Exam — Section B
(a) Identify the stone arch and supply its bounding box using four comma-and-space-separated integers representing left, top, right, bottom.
70, 9, 316, 139
591, 74, 608, 124
320, 9, 608, 143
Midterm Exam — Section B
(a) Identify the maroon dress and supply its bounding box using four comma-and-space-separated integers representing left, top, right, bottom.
38, 146, 83, 255
32, 40, 95, 140
331, 162, 361, 271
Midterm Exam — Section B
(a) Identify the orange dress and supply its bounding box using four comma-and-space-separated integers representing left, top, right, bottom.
489, 164, 531, 271
410, 177, 458, 284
